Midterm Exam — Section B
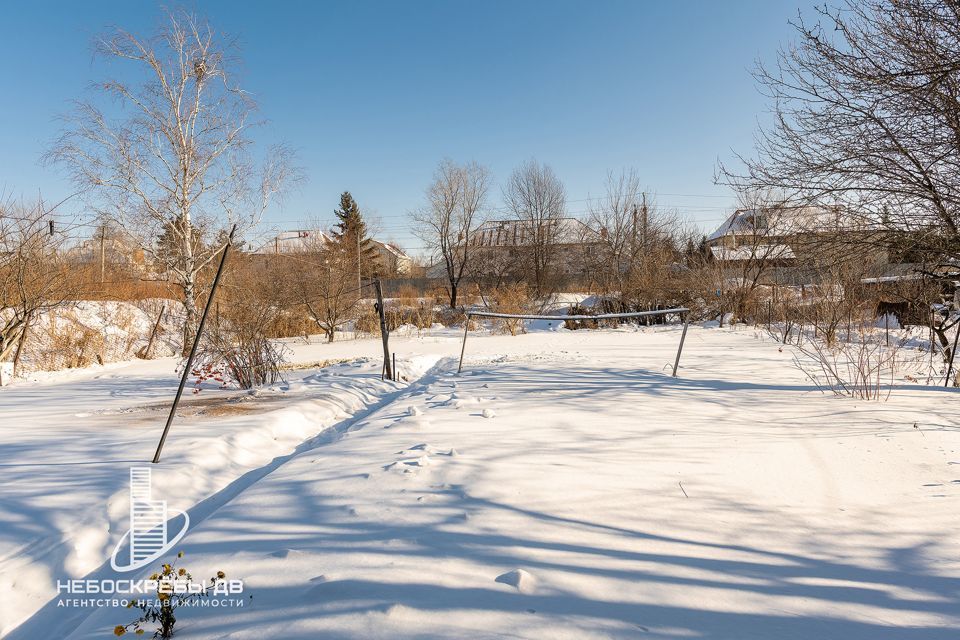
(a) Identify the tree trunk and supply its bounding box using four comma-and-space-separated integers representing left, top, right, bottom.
181, 279, 197, 357
449, 283, 458, 309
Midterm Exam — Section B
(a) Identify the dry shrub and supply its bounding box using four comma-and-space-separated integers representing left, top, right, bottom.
197, 304, 287, 389
264, 308, 315, 339
487, 282, 532, 335
389, 304, 436, 331
394, 285, 421, 302
564, 303, 600, 330
76, 275, 178, 302
354, 306, 383, 335
33, 316, 106, 370
793, 323, 905, 400
435, 307, 477, 329
356, 303, 438, 335
101, 303, 141, 355
427, 283, 449, 306
391, 286, 436, 330
194, 264, 289, 389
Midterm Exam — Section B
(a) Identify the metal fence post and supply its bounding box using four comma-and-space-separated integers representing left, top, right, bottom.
152, 225, 236, 464
457, 314, 471, 373
672, 311, 690, 377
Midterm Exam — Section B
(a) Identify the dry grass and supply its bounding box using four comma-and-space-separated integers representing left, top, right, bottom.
486, 282, 533, 335
31, 314, 106, 370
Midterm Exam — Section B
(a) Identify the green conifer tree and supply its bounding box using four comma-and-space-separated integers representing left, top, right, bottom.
332, 191, 381, 279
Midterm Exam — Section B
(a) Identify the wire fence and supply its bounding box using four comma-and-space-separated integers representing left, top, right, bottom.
14, 299, 179, 375
458, 307, 692, 375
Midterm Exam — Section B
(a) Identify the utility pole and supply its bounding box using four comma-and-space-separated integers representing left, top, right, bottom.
357, 231, 362, 291
641, 192, 649, 252
373, 279, 392, 380
99, 225, 106, 284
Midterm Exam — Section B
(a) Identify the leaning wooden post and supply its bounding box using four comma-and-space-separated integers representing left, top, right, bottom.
152, 225, 236, 464
374, 279, 392, 381
457, 313, 471, 374
672, 310, 690, 377
141, 303, 166, 359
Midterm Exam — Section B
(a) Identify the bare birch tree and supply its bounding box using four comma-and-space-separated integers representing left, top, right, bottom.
502, 159, 566, 299
48, 10, 296, 351
412, 159, 490, 308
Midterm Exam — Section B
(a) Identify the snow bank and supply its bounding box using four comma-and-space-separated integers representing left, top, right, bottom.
0, 355, 437, 637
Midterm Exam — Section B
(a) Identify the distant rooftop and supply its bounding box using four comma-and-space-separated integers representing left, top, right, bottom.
706, 205, 867, 243
253, 229, 332, 254
471, 218, 598, 247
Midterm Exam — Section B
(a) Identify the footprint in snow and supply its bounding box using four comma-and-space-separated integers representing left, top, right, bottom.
407, 444, 458, 456
385, 417, 431, 430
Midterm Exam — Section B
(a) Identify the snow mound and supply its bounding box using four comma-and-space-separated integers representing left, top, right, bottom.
481, 408, 496, 419
495, 568, 536, 593
407, 443, 438, 454
406, 405, 422, 416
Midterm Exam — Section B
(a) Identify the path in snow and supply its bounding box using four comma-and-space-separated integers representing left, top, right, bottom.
0, 350, 447, 637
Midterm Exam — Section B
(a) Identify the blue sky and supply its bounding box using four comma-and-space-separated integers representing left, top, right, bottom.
0, 1, 819, 255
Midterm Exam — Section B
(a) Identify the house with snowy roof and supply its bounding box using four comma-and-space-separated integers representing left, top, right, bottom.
466, 218, 602, 277
254, 229, 413, 276
704, 205, 880, 265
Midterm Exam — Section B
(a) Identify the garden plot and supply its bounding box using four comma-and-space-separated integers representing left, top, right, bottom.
5, 325, 956, 639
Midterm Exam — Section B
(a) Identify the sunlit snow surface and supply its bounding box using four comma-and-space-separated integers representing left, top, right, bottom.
1, 323, 958, 639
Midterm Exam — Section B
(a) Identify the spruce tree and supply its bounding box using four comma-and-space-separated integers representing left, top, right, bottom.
332, 191, 381, 278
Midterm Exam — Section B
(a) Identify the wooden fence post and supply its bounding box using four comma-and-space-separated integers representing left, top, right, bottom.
374, 279, 392, 381
141, 304, 166, 359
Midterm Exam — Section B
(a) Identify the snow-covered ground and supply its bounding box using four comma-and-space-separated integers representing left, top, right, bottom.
1, 324, 958, 638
